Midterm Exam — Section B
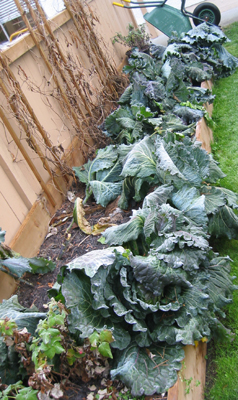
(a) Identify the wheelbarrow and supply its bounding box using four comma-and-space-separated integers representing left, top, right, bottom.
112, 0, 221, 37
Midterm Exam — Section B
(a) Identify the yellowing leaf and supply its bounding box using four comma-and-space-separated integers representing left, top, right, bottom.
91, 217, 117, 236
73, 198, 92, 235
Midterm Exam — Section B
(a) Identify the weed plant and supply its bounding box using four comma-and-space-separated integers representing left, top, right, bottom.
205, 21, 238, 400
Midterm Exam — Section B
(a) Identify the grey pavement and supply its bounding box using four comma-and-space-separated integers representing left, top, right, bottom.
221, 7, 238, 26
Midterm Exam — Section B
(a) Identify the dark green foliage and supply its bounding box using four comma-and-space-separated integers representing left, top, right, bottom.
54, 242, 236, 396
75, 24, 238, 211
0, 228, 55, 279
40, 23, 238, 397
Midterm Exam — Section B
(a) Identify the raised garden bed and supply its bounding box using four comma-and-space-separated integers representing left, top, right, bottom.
1, 22, 238, 400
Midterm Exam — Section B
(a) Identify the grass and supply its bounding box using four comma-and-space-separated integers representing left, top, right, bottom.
204, 22, 238, 400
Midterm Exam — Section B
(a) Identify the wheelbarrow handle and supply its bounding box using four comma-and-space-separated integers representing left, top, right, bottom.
113, 0, 167, 9
122, 0, 167, 4
113, 2, 125, 7
122, 0, 168, 5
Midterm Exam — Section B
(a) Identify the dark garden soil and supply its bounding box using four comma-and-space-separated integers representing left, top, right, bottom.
15, 80, 130, 314
16, 180, 133, 313
15, 180, 167, 400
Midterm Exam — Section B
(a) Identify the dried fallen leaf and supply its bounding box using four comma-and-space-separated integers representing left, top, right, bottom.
95, 366, 106, 375
146, 348, 156, 359
100, 378, 108, 387
91, 217, 117, 236
50, 212, 72, 227
120, 386, 129, 394
98, 389, 108, 394
38, 391, 51, 400
97, 388, 108, 400
89, 385, 97, 391
51, 383, 64, 399
45, 227, 58, 239
4, 336, 14, 346
67, 191, 76, 203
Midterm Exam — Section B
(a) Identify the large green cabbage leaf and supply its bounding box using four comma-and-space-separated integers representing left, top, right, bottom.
73, 145, 128, 206
111, 342, 184, 396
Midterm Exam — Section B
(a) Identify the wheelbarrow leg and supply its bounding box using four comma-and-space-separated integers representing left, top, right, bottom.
181, 0, 186, 13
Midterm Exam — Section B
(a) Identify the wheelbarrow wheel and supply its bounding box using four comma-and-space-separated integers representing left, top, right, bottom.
192, 2, 221, 26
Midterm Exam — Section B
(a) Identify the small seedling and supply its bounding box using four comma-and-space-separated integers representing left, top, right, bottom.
112, 23, 150, 52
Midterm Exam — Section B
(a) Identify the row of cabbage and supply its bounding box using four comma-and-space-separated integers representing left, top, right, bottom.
54, 24, 238, 396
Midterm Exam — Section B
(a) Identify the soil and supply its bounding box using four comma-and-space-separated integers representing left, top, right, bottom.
16, 181, 132, 313
15, 180, 167, 400
15, 78, 131, 314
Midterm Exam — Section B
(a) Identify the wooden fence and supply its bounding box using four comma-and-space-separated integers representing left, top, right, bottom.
0, 0, 157, 255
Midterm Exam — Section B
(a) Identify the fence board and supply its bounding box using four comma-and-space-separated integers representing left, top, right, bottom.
0, 135, 36, 208
0, 192, 22, 243
0, 0, 135, 247
0, 165, 29, 219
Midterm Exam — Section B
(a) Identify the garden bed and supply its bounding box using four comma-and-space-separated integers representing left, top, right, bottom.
14, 183, 206, 400
15, 183, 170, 400
1, 21, 238, 400
13, 102, 211, 400
12, 105, 213, 400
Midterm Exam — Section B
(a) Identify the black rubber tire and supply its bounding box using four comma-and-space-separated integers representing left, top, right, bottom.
192, 2, 221, 26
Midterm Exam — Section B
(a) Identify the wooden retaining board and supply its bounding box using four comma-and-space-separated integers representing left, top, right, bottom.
168, 343, 207, 400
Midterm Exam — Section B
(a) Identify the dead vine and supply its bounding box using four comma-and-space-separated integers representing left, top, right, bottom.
0, 0, 129, 199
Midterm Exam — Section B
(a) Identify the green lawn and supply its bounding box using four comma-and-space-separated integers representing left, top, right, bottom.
205, 22, 238, 400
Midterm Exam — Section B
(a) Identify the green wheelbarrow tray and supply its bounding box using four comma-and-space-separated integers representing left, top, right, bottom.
144, 4, 192, 37
112, 1, 221, 37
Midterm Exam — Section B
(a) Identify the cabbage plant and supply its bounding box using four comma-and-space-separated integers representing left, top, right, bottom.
51, 243, 236, 396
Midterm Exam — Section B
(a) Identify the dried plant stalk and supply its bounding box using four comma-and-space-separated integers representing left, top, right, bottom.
76, 0, 116, 76
64, 0, 117, 95
0, 74, 65, 194
0, 0, 129, 204
14, 0, 92, 146
26, 0, 93, 117
0, 52, 69, 184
